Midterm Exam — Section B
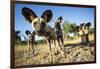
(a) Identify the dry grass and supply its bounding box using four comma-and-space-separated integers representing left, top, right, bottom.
14, 34, 95, 67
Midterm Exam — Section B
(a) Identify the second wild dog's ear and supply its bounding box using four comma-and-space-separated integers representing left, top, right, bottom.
58, 16, 63, 23
41, 10, 53, 23
15, 31, 20, 34
86, 22, 91, 27
22, 7, 37, 23
58, 16, 63, 20
80, 23, 85, 27
76, 26, 80, 32
25, 30, 31, 35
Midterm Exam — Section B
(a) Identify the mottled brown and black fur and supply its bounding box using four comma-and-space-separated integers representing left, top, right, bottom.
54, 16, 66, 53
22, 7, 66, 63
76, 22, 91, 45
25, 30, 38, 56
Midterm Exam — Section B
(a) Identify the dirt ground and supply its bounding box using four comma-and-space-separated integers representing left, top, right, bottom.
15, 35, 95, 67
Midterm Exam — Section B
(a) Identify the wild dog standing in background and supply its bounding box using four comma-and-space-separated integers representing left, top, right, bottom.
76, 23, 91, 45
22, 7, 66, 63
54, 16, 66, 53
15, 30, 21, 45
25, 30, 38, 57
80, 23, 86, 45
84, 22, 91, 45
76, 23, 86, 45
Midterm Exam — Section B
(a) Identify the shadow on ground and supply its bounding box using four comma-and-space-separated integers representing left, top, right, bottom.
64, 40, 95, 48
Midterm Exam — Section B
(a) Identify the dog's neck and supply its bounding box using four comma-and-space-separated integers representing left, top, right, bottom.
55, 21, 62, 31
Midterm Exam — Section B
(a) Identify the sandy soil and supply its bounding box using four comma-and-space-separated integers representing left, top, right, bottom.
14, 35, 95, 67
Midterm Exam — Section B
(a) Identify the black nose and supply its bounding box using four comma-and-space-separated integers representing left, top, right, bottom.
41, 22, 46, 28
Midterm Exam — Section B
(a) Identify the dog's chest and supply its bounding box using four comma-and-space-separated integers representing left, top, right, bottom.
45, 26, 56, 39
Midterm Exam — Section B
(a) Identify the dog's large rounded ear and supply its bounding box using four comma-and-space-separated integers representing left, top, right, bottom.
25, 30, 30, 35
76, 26, 80, 32
58, 16, 63, 23
58, 16, 63, 20
80, 23, 85, 27
86, 22, 91, 27
15, 31, 20, 34
22, 7, 37, 23
41, 10, 53, 23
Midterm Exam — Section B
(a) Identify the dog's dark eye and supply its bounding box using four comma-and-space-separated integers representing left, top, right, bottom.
34, 22, 37, 25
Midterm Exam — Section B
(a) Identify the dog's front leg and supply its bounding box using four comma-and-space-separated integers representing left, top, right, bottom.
85, 34, 90, 45
53, 39, 58, 54
26, 40, 31, 59
57, 38, 66, 58
31, 44, 35, 55
34, 43, 39, 55
48, 38, 53, 63
61, 37, 66, 53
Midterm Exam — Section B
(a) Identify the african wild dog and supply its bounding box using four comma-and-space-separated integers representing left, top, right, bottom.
76, 22, 91, 45
15, 31, 21, 44
80, 23, 86, 45
22, 7, 66, 63
54, 16, 66, 53
84, 22, 91, 45
25, 30, 38, 56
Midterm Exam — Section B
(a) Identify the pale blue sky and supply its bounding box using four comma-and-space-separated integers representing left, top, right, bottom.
15, 4, 95, 41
